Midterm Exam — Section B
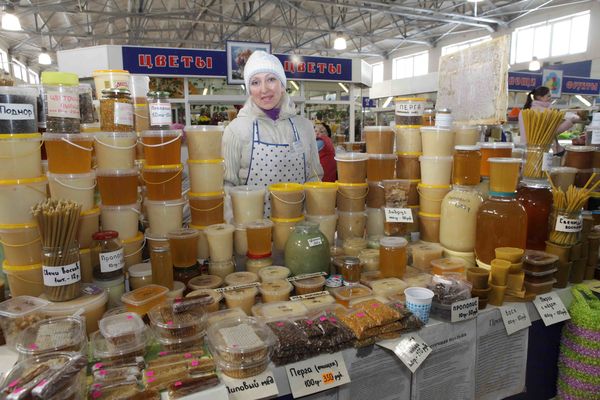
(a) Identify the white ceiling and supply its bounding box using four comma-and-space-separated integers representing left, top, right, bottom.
0, 0, 591, 68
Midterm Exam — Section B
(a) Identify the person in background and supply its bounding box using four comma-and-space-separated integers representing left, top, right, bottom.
518, 86, 579, 155
315, 122, 337, 182
222, 51, 323, 215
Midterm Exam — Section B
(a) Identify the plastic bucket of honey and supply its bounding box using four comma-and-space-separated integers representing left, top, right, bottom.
94, 132, 137, 169
364, 126, 395, 154
0, 176, 47, 225
271, 216, 304, 251
77, 207, 100, 248
184, 125, 224, 159
47, 171, 96, 211
142, 164, 183, 201
396, 152, 421, 180
189, 224, 210, 260
188, 159, 225, 193
478, 142, 514, 177
417, 184, 451, 215
304, 182, 337, 215
418, 212, 441, 243
100, 203, 140, 240
96, 168, 139, 205
0, 223, 42, 266
145, 198, 185, 236
336, 181, 368, 212
122, 231, 145, 270
229, 186, 265, 224
42, 133, 94, 173
140, 129, 182, 166
0, 133, 42, 180
3, 261, 44, 297
488, 158, 522, 194
420, 127, 455, 156
189, 191, 225, 227
419, 156, 453, 185
334, 152, 369, 183
367, 154, 397, 181
269, 183, 305, 219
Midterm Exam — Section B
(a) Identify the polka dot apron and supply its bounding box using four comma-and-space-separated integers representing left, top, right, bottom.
245, 118, 306, 217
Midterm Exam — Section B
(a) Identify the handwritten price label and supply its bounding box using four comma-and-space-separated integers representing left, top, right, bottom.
393, 334, 431, 373
221, 370, 278, 400
286, 352, 350, 397
500, 303, 531, 335
533, 292, 570, 326
384, 207, 414, 223
451, 297, 479, 322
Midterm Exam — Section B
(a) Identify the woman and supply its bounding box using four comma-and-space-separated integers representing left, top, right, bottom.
518, 86, 577, 154
315, 122, 337, 182
222, 51, 323, 215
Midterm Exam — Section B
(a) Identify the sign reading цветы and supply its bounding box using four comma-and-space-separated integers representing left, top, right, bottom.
285, 352, 350, 398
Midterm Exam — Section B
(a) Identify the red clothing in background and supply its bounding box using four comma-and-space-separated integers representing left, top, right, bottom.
317, 134, 337, 182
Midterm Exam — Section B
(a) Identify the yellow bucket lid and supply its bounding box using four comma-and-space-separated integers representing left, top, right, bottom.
80, 207, 100, 217
189, 224, 207, 230
0, 222, 37, 230
189, 191, 225, 197
270, 216, 304, 223
304, 182, 337, 189
121, 231, 144, 244
417, 183, 451, 189
187, 159, 224, 164
396, 152, 422, 156
0, 133, 41, 140
0, 176, 47, 186
418, 211, 441, 218
142, 164, 183, 171
269, 182, 304, 192
2, 260, 42, 272
41, 71, 78, 86
335, 181, 368, 188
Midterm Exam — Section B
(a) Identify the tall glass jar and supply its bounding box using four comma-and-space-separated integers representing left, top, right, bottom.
100, 88, 133, 132
42, 243, 81, 302
440, 185, 484, 252
284, 221, 330, 276
91, 230, 124, 281
150, 245, 174, 290
548, 208, 583, 246
41, 71, 80, 133
517, 179, 552, 250
475, 195, 528, 264
147, 91, 172, 129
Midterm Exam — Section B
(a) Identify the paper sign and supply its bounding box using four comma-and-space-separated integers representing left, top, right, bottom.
542, 152, 553, 172
149, 103, 172, 125
221, 370, 279, 400
290, 291, 330, 301
393, 334, 432, 373
499, 303, 531, 336
46, 91, 79, 118
99, 249, 124, 273
286, 352, 350, 397
451, 297, 479, 322
555, 215, 583, 233
214, 282, 260, 293
42, 262, 81, 287
0, 103, 35, 120
592, 130, 600, 145
384, 207, 413, 223
533, 292, 570, 326
286, 272, 327, 282
114, 102, 133, 125
308, 237, 323, 247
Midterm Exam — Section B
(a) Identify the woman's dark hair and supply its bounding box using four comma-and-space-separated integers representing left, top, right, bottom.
523, 86, 550, 109
317, 122, 332, 137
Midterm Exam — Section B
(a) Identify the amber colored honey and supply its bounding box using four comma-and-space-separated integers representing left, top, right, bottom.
142, 135, 181, 165
97, 174, 138, 205
45, 139, 93, 174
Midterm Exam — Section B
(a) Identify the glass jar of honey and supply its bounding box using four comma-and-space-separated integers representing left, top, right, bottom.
378, 237, 408, 278
453, 145, 481, 185
517, 179, 552, 251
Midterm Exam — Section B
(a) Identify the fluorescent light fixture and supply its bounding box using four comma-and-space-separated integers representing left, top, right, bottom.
202, 87, 208, 96
576, 95, 591, 107
38, 49, 51, 65
338, 82, 349, 93
2, 11, 21, 31
290, 80, 299, 91
333, 35, 347, 50
382, 96, 393, 108
528, 57, 541, 72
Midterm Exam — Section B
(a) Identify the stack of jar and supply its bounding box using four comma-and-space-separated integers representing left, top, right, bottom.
363, 126, 397, 242
229, 186, 265, 266
563, 145, 596, 187
334, 152, 368, 242
184, 125, 226, 262
0, 85, 47, 298
439, 145, 483, 264
418, 113, 455, 242
478, 142, 514, 197
40, 71, 97, 293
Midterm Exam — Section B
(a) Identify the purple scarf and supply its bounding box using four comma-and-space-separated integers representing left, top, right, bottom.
261, 107, 281, 121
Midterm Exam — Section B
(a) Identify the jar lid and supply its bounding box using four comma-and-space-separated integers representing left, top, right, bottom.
564, 145, 596, 153
478, 142, 514, 149
455, 145, 480, 151
379, 237, 408, 248
167, 228, 200, 240
487, 157, 522, 164
128, 262, 152, 277
41, 71, 78, 86
102, 87, 131, 96
147, 90, 170, 98
92, 230, 119, 240
334, 255, 361, 266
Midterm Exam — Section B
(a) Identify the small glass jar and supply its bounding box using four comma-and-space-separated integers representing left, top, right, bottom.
91, 230, 124, 281
334, 256, 363, 285
100, 88, 133, 132
422, 108, 435, 126
41, 71, 80, 133
246, 256, 273, 275
42, 243, 81, 302
150, 245, 174, 290
147, 91, 172, 129
435, 108, 452, 128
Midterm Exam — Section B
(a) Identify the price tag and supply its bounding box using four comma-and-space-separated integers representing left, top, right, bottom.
287, 272, 328, 282
42, 262, 81, 287
500, 303, 531, 335
592, 130, 600, 145
533, 292, 570, 326
290, 291, 329, 301
114, 102, 133, 126
393, 334, 431, 373
0, 103, 35, 120
555, 214, 583, 233
149, 103, 172, 126
384, 207, 413, 223
221, 370, 279, 400
542, 152, 553, 172
450, 297, 479, 322
308, 237, 323, 247
99, 249, 124, 273
214, 282, 260, 293
286, 352, 350, 398
46, 91, 79, 118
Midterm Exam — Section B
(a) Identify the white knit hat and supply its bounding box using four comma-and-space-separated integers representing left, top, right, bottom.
243, 51, 286, 92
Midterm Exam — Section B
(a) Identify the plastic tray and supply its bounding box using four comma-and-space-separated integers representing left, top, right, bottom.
212, 352, 269, 379
523, 279, 557, 295
16, 316, 86, 359
99, 312, 146, 347
155, 331, 205, 352
121, 284, 168, 315
206, 316, 274, 364
331, 284, 373, 307
0, 296, 49, 349
148, 300, 208, 340
251, 301, 308, 320
92, 327, 153, 363
523, 250, 559, 273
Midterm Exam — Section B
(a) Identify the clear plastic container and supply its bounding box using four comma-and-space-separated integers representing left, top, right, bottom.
142, 164, 183, 201
128, 262, 152, 290
123, 232, 145, 269
523, 250, 559, 273
99, 311, 146, 346
156, 331, 205, 353
208, 259, 235, 279
212, 353, 269, 379
252, 300, 307, 319
206, 316, 275, 364
258, 280, 293, 303
166, 281, 186, 299
42, 71, 80, 133
331, 284, 373, 307
225, 271, 259, 287
0, 176, 48, 226
206, 307, 247, 326
91, 327, 152, 364
94, 132, 137, 170
186, 289, 222, 313
93, 275, 125, 309
292, 275, 326, 295
369, 278, 408, 297
258, 266, 291, 283
0, 296, 49, 349
121, 284, 168, 316
145, 198, 185, 237
187, 274, 223, 291
300, 294, 337, 310
430, 258, 467, 275
184, 125, 224, 159
523, 278, 557, 295
167, 228, 199, 268
42, 133, 93, 174
100, 203, 140, 240
16, 316, 86, 359
40, 283, 108, 334
78, 207, 100, 248
0, 87, 39, 134
0, 133, 42, 180
141, 129, 182, 166
2, 261, 44, 297
96, 168, 139, 205
148, 299, 208, 340
222, 287, 258, 314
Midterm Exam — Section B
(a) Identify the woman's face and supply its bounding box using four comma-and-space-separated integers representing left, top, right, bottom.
538, 92, 551, 102
249, 72, 284, 110
314, 124, 327, 137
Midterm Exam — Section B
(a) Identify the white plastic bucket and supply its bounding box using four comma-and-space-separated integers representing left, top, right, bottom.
184, 125, 224, 159
229, 186, 265, 224
0, 176, 47, 225
100, 203, 140, 240
47, 171, 96, 211
419, 156, 453, 185
145, 198, 185, 236
94, 132, 137, 169
77, 207, 100, 248
0, 133, 42, 180
305, 214, 337, 245
420, 127, 455, 157
187, 159, 224, 193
